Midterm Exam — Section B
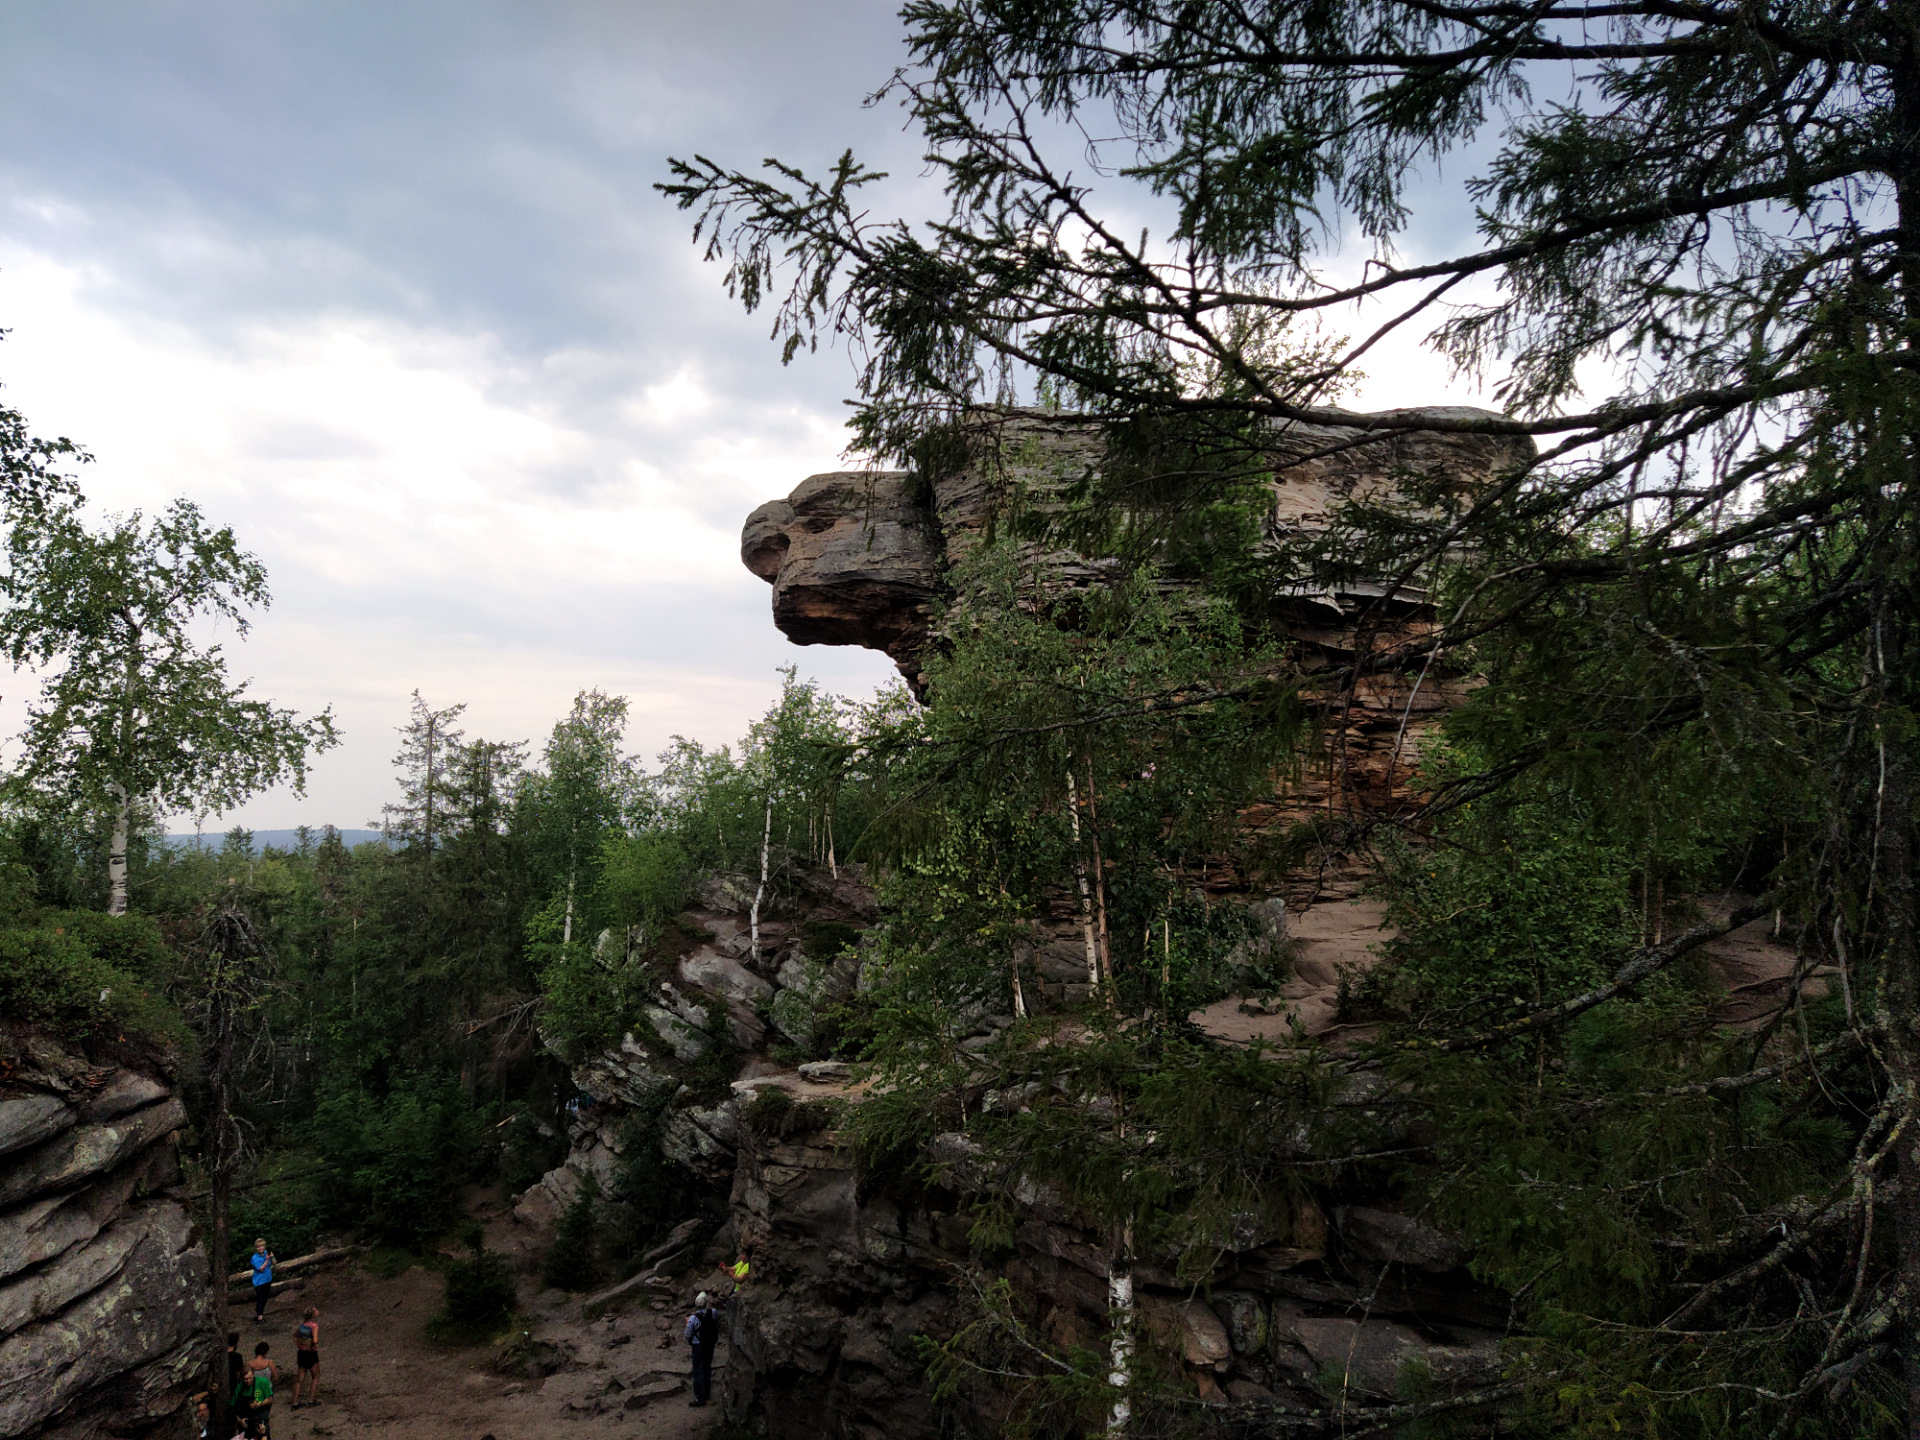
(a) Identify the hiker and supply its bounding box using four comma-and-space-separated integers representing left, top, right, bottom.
244, 1342, 278, 1439
730, 1245, 751, 1291
249, 1239, 276, 1322
291, 1308, 321, 1407
683, 1290, 723, 1408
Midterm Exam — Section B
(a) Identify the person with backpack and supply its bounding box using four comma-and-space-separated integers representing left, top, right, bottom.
291, 1308, 321, 1407
248, 1239, 276, 1323
682, 1291, 723, 1407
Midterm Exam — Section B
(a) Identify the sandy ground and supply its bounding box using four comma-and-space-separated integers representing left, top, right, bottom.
226, 1242, 727, 1440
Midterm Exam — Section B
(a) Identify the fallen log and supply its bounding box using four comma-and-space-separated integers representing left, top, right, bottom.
226, 1277, 305, 1299
581, 1218, 708, 1313
225, 1244, 360, 1285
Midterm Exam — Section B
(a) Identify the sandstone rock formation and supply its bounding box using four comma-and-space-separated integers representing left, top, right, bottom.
720, 1098, 1510, 1437
0, 1030, 210, 1440
742, 407, 1532, 691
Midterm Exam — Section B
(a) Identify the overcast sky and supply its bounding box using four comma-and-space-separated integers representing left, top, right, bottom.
0, 0, 1493, 831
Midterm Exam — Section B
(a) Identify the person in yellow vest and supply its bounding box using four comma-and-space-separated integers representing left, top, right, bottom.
730, 1245, 750, 1291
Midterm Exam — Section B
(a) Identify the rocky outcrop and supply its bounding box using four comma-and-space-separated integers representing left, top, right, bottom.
742, 407, 1532, 689
0, 1031, 210, 1440
517, 863, 877, 1224
720, 1103, 1510, 1437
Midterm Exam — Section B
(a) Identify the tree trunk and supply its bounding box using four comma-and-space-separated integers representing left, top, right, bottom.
203, 918, 243, 1440
1066, 771, 1101, 991
1086, 758, 1113, 994
751, 791, 773, 965
1107, 1262, 1134, 1434
106, 781, 130, 916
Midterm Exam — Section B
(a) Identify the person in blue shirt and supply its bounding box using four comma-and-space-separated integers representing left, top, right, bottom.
249, 1240, 275, 1322
682, 1291, 723, 1407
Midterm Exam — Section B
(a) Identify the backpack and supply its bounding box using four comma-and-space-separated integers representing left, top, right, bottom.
295, 1322, 315, 1349
691, 1308, 718, 1347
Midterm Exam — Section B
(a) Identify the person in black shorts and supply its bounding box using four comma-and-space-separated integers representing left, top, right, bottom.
292, 1308, 321, 1407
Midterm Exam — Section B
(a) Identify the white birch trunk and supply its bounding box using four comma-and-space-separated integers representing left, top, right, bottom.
750, 790, 773, 964
562, 868, 576, 946
1066, 771, 1101, 990
106, 781, 130, 916
1010, 956, 1028, 1019
1107, 1264, 1134, 1433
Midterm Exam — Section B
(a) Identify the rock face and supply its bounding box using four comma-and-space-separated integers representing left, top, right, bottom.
741, 407, 1532, 689
721, 1106, 1508, 1438
0, 1031, 210, 1440
516, 862, 878, 1224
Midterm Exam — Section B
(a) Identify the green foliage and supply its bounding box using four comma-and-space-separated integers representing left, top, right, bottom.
310, 1075, 486, 1246
432, 1245, 518, 1343
0, 908, 183, 1043
0, 922, 125, 1034
600, 830, 691, 933
543, 1180, 600, 1292
230, 1173, 325, 1262
499, 1110, 567, 1191
612, 1137, 698, 1261
797, 918, 860, 961
1366, 785, 1637, 1030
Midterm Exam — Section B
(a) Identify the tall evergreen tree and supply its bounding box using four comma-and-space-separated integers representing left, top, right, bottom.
379, 691, 467, 873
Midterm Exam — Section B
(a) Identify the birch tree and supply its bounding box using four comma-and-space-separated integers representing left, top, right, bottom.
0, 497, 337, 914
522, 689, 636, 948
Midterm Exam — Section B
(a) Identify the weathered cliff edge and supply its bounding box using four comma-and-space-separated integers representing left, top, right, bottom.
0, 1030, 208, 1440
742, 406, 1529, 686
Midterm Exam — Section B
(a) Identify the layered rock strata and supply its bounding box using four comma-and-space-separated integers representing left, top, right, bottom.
0, 1032, 209, 1440
742, 407, 1531, 690
721, 1104, 1509, 1438
516, 865, 877, 1230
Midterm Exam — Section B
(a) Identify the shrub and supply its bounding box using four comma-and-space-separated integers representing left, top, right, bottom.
0, 924, 120, 1033
0, 911, 183, 1044
543, 1178, 599, 1291
433, 1246, 517, 1342
499, 1111, 567, 1191
310, 1074, 486, 1245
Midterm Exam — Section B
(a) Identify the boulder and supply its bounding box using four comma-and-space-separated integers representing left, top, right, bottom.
1143, 1295, 1232, 1369
660, 1104, 740, 1179
1334, 1205, 1469, 1274
644, 1007, 710, 1063
741, 408, 1533, 683
0, 1098, 186, 1210
0, 1096, 74, 1160
0, 1034, 207, 1440
680, 949, 775, 1007
741, 472, 941, 680
1279, 1313, 1502, 1398
571, 1033, 675, 1108
1212, 1290, 1268, 1355
80, 1072, 170, 1123
695, 873, 759, 914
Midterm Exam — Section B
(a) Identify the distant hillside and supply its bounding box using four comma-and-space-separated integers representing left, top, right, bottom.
162, 828, 389, 852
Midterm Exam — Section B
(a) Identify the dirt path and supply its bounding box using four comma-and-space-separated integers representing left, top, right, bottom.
228, 1250, 725, 1440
